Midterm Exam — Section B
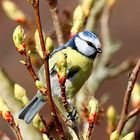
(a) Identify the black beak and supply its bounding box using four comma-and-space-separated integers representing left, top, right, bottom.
96, 48, 102, 53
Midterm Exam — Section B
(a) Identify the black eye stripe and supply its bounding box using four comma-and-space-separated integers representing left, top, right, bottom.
86, 41, 93, 46
86, 41, 96, 49
77, 35, 96, 49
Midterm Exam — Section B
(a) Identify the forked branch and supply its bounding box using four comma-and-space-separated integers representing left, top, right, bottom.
116, 59, 140, 135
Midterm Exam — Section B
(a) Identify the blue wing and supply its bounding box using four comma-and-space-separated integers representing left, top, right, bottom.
67, 66, 80, 80
49, 45, 66, 58
49, 35, 77, 58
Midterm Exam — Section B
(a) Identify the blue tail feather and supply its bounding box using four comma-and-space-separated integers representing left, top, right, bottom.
24, 98, 45, 124
18, 92, 46, 124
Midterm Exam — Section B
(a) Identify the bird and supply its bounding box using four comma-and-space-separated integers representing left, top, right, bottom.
18, 31, 102, 124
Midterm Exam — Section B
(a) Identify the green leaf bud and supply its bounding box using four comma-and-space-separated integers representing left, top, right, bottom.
45, 37, 54, 55
122, 132, 135, 140
13, 25, 26, 55
14, 84, 29, 106
110, 130, 119, 140
2, 0, 26, 23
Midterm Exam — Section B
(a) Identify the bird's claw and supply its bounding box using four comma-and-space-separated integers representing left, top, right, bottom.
67, 107, 78, 121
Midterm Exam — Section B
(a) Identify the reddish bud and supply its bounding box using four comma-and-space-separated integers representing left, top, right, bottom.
0, 111, 2, 117
15, 18, 26, 23
69, 33, 76, 39
5, 111, 11, 117
22, 42, 26, 50
16, 42, 26, 55
57, 74, 66, 85
5, 111, 13, 123
88, 112, 97, 123
39, 128, 46, 133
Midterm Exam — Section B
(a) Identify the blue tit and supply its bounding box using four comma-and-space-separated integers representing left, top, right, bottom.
18, 31, 102, 124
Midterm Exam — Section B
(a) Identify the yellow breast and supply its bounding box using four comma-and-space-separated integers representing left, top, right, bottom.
49, 47, 93, 98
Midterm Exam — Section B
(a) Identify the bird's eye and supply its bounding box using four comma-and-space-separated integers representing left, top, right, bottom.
86, 41, 94, 47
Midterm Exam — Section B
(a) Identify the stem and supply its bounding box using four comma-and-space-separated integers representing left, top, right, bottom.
86, 122, 94, 140
8, 115, 23, 140
126, 106, 140, 122
23, 52, 48, 94
86, 1, 120, 95
33, 1, 66, 139
25, 53, 39, 81
85, 0, 106, 31
47, 0, 64, 45
40, 116, 55, 140
59, 81, 84, 140
108, 58, 137, 79
116, 59, 140, 135
12, 124, 23, 140
59, 83, 71, 113
23, 54, 54, 139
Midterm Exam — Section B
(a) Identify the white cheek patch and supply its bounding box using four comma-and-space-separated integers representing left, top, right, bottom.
75, 37, 96, 56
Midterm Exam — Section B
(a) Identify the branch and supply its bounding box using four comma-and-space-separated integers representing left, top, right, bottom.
32, 1, 66, 139
59, 81, 72, 114
40, 116, 55, 140
85, 0, 106, 31
119, 109, 140, 137
86, 1, 121, 94
116, 59, 140, 135
127, 106, 140, 121
1, 110, 23, 140
46, 0, 64, 45
108, 58, 137, 79
11, 120, 23, 140
86, 122, 94, 140
23, 52, 39, 82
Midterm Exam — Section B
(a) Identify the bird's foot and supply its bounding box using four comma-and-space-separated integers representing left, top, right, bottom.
67, 107, 78, 122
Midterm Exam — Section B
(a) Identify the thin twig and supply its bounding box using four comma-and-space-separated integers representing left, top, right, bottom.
86, 122, 94, 140
59, 83, 71, 113
86, 1, 121, 94
58, 77, 84, 140
108, 58, 137, 79
12, 122, 23, 140
116, 59, 140, 135
32, 1, 66, 139
85, 0, 106, 31
46, 0, 64, 45
22, 52, 48, 95
40, 116, 55, 140
126, 106, 140, 122
86, 111, 99, 140
24, 52, 39, 81
121, 108, 140, 136
2, 111, 23, 140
